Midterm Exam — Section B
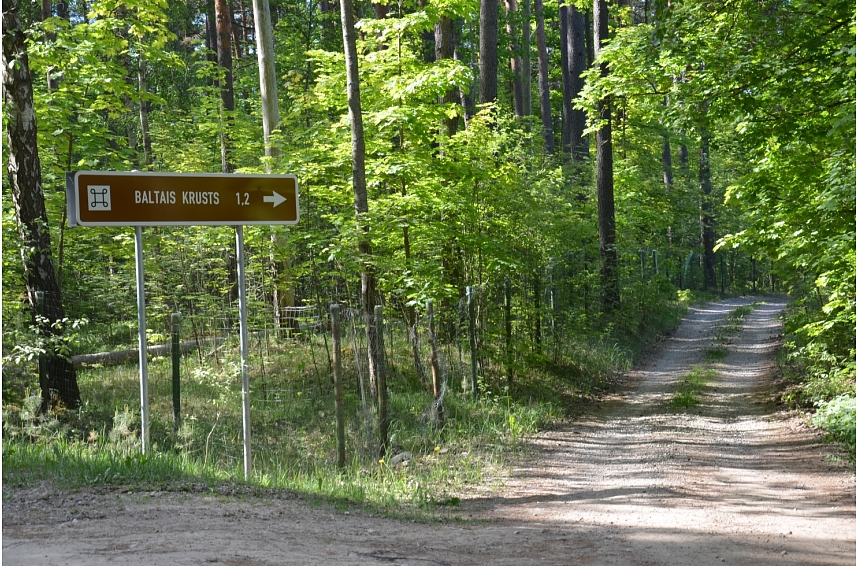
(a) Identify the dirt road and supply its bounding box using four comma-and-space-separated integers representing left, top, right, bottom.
3, 297, 855, 565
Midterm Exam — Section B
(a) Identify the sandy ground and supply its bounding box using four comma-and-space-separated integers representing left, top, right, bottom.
3, 297, 855, 565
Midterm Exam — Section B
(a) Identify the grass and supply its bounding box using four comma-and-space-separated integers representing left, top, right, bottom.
2, 328, 624, 514
669, 366, 717, 408
3, 284, 691, 512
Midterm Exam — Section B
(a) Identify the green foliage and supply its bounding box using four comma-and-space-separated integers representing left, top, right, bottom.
669, 366, 715, 409
811, 395, 856, 459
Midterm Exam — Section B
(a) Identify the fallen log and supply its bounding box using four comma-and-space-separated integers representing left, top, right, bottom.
71, 337, 225, 369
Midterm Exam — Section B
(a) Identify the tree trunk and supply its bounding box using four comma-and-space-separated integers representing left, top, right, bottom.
252, 0, 295, 328
568, 6, 587, 159
661, 135, 673, 189
479, 0, 498, 104
534, 0, 553, 153
453, 22, 475, 124
593, 0, 619, 310
505, 0, 524, 117
521, 0, 531, 126
230, 1, 244, 59
699, 105, 716, 289
3, 0, 81, 409
215, 0, 235, 173
206, 0, 219, 65
137, 55, 153, 168
252, 0, 280, 162
559, 2, 572, 158
436, 15, 458, 137
40, 0, 60, 91
417, 0, 435, 63
339, 0, 381, 401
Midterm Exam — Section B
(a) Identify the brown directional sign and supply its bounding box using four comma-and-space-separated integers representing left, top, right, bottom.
69, 171, 299, 226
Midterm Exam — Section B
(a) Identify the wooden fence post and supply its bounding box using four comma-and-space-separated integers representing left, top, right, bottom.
466, 286, 478, 399
171, 313, 181, 431
35, 291, 48, 412
330, 304, 346, 469
504, 278, 513, 389
427, 300, 444, 426
374, 305, 388, 458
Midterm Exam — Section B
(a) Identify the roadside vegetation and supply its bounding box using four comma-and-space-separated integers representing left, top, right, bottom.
3, 285, 690, 513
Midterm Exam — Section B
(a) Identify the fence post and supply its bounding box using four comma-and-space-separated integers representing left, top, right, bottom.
427, 300, 444, 426
466, 286, 478, 400
504, 278, 513, 389
374, 305, 388, 459
35, 291, 48, 412
330, 304, 346, 469
171, 313, 181, 431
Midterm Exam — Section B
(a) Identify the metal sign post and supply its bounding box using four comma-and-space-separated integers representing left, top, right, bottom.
236, 226, 252, 480
134, 226, 150, 453
66, 171, 300, 475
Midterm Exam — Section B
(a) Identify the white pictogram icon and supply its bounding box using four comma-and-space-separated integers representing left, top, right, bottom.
88, 185, 112, 211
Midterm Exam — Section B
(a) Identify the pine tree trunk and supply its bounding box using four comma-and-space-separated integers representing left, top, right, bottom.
699, 106, 716, 289
215, 0, 235, 173
454, 22, 475, 124
479, 0, 498, 104
521, 0, 531, 126
3, 0, 81, 409
436, 15, 458, 137
593, 0, 619, 310
534, 0, 553, 153
568, 6, 587, 159
559, 3, 572, 158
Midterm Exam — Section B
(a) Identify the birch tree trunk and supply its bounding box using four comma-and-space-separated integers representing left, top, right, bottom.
3, 0, 81, 409
252, 0, 280, 161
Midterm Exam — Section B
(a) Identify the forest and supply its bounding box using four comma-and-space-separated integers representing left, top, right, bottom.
2, 0, 855, 495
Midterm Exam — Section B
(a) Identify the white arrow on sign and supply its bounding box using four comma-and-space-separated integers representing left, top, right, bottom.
263, 191, 287, 208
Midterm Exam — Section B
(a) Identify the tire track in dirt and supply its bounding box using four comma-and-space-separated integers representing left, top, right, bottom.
464, 296, 856, 565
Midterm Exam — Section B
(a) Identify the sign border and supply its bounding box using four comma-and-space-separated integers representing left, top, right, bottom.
68, 171, 300, 227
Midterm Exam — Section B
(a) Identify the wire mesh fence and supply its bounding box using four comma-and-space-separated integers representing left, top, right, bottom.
4, 234, 780, 476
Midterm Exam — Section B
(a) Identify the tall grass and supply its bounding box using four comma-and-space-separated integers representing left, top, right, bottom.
3, 282, 690, 509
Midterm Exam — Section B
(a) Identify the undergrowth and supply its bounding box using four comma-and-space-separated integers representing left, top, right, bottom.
3, 284, 691, 512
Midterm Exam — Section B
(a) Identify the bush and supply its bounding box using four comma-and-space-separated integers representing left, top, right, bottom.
811, 394, 856, 458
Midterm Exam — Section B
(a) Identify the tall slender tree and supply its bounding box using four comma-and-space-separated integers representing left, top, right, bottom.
593, 0, 619, 309
699, 103, 716, 289
559, 2, 573, 157
479, 0, 499, 104
567, 5, 587, 159
215, 0, 235, 173
506, 0, 525, 117
3, 0, 81, 409
339, 0, 381, 400
534, 0, 553, 153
